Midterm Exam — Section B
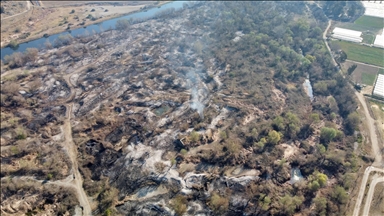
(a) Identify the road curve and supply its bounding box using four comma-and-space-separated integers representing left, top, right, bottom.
353, 167, 384, 216
362, 174, 384, 216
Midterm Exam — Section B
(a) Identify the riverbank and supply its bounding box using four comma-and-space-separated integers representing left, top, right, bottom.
0, 1, 171, 49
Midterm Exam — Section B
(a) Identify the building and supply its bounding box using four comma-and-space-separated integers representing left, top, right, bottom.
373, 74, 384, 98
332, 27, 363, 43
373, 29, 384, 48
361, 1, 384, 18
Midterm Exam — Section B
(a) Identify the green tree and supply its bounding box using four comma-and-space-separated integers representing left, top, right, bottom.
268, 130, 280, 145
331, 186, 348, 204
313, 197, 327, 216
347, 64, 357, 76
279, 194, 303, 215
320, 127, 337, 144
344, 112, 359, 135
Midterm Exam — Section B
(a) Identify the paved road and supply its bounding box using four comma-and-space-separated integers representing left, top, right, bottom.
1, 1, 31, 21
362, 173, 384, 216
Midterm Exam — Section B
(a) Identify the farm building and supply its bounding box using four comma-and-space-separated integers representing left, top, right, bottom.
373, 74, 384, 98
373, 29, 384, 48
332, 27, 363, 43
361, 1, 384, 18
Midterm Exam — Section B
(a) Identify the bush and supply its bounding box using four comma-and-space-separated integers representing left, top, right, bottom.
70, 9, 75, 14
53, 34, 73, 48
8, 40, 19, 49
170, 195, 187, 216
115, 19, 130, 30
180, 149, 187, 155
208, 193, 229, 213
189, 130, 200, 143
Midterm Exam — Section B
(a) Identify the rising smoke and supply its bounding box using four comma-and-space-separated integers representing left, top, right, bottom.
186, 70, 207, 119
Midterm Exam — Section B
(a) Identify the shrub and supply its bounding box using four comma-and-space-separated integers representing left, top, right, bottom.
53, 34, 73, 48
8, 40, 19, 49
15, 127, 27, 140
170, 195, 187, 216
219, 130, 227, 140
115, 19, 130, 30
70, 9, 75, 14
208, 193, 229, 213
180, 149, 187, 155
189, 130, 200, 143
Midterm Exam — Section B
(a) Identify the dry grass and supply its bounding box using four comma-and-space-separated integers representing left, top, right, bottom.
1, 3, 150, 48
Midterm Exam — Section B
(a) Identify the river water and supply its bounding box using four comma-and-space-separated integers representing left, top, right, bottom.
1, 1, 187, 60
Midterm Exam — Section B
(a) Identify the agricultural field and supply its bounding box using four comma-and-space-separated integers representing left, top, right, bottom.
379, 68, 384, 75
342, 61, 381, 86
334, 15, 383, 36
355, 15, 384, 30
332, 40, 384, 67
361, 32, 376, 44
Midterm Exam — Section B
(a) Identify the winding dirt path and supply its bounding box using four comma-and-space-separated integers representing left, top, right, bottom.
352, 92, 384, 216
63, 103, 92, 215
1, 1, 32, 21
321, 16, 384, 215
323, 20, 338, 67
362, 173, 384, 216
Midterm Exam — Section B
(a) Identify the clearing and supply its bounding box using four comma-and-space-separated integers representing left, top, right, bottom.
331, 41, 384, 67
342, 61, 381, 86
355, 15, 384, 30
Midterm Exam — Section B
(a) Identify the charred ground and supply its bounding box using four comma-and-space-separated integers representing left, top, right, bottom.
1, 1, 369, 216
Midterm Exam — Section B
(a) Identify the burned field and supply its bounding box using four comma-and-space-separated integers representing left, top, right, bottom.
1, 2, 367, 216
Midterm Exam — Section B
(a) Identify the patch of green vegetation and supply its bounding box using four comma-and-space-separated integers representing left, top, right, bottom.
336, 22, 381, 34
355, 15, 384, 30
332, 41, 384, 67
361, 72, 377, 86
378, 68, 384, 75
361, 33, 375, 44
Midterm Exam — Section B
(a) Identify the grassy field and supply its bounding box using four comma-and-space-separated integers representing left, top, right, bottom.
379, 68, 384, 75
332, 41, 384, 67
362, 33, 375, 44
355, 15, 384, 30
361, 72, 377, 85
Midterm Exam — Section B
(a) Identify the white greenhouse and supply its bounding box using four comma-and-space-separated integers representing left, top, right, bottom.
373, 74, 384, 98
373, 30, 384, 48
332, 27, 363, 43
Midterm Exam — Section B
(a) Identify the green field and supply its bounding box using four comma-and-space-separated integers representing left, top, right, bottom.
361, 72, 377, 85
379, 68, 384, 75
361, 33, 375, 44
355, 15, 384, 30
332, 41, 384, 67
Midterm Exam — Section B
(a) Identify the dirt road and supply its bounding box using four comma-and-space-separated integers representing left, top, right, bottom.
362, 173, 384, 216
1, 1, 31, 21
323, 20, 338, 67
346, 59, 384, 70
353, 166, 384, 216
352, 91, 384, 216
63, 103, 92, 215
355, 92, 383, 165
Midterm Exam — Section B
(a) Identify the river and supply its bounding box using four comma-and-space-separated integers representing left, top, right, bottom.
1, 1, 187, 60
